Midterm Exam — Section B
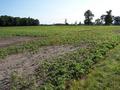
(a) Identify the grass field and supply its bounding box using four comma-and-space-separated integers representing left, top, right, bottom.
0, 26, 120, 90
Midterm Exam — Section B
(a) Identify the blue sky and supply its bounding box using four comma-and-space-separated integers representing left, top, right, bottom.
0, 0, 120, 24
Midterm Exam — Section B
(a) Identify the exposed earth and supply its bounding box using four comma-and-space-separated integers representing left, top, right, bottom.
0, 36, 87, 90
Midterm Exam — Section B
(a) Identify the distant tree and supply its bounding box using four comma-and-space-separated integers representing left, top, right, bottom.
15, 17, 21, 26
65, 19, 68, 25
0, 15, 40, 26
84, 10, 94, 25
0, 16, 2, 26
101, 10, 114, 25
100, 15, 106, 24
95, 18, 102, 25
78, 21, 81, 25
33, 19, 39, 25
114, 16, 120, 25
74, 21, 77, 25
105, 10, 113, 25
0, 15, 9, 26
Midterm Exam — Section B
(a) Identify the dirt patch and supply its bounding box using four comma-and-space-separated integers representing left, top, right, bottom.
0, 36, 40, 48
0, 44, 88, 90
113, 30, 120, 34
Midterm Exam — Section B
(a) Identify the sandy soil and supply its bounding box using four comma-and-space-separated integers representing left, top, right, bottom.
0, 44, 85, 90
113, 30, 120, 34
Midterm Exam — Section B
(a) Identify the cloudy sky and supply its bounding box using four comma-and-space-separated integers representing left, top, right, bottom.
0, 0, 120, 24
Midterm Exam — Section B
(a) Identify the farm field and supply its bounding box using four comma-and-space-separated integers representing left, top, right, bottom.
0, 26, 120, 90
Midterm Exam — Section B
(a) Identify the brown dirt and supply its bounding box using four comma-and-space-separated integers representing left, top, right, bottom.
0, 45, 80, 78
0, 44, 88, 90
0, 36, 40, 48
113, 30, 120, 34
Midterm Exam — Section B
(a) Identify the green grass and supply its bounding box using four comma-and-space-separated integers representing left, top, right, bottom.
36, 41, 119, 90
0, 26, 120, 59
0, 26, 120, 89
0, 26, 120, 90
11, 40, 120, 90
70, 44, 120, 90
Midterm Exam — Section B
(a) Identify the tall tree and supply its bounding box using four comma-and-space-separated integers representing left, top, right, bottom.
101, 10, 113, 25
105, 10, 113, 25
84, 10, 94, 25
65, 19, 68, 25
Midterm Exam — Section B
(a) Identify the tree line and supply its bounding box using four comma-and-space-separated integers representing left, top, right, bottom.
84, 10, 120, 25
1, 10, 120, 26
65, 10, 120, 25
84, 10, 114, 25
0, 15, 39, 26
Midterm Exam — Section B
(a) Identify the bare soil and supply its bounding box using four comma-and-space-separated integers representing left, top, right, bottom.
0, 36, 40, 48
0, 44, 88, 90
0, 36, 88, 89
113, 30, 120, 34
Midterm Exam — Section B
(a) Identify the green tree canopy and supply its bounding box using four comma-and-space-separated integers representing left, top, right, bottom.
101, 10, 114, 25
0, 15, 39, 26
84, 10, 94, 25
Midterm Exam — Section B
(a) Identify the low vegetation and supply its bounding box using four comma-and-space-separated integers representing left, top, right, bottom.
0, 26, 120, 90
70, 45, 120, 90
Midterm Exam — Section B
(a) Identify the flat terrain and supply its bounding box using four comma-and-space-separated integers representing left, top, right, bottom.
0, 26, 120, 90
0, 36, 39, 48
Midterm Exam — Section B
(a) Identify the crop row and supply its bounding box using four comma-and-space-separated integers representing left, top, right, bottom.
10, 41, 119, 90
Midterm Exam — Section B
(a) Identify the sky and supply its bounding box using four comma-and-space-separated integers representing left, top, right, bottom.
0, 0, 120, 24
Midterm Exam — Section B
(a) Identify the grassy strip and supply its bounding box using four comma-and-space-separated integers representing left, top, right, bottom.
0, 39, 50, 59
70, 45, 120, 90
0, 33, 119, 59
10, 41, 119, 90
